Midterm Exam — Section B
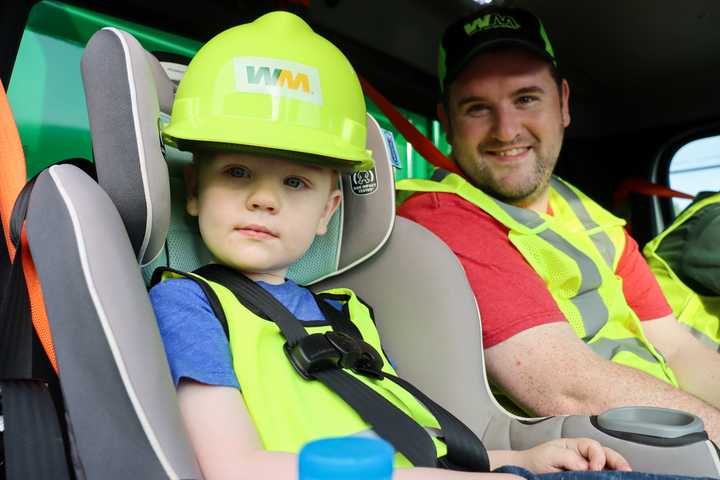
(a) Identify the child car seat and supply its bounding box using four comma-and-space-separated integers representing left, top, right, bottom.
10, 26, 720, 478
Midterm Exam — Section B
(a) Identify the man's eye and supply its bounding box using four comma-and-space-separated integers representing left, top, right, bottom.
284, 176, 307, 189
466, 104, 489, 115
228, 166, 250, 178
517, 95, 539, 106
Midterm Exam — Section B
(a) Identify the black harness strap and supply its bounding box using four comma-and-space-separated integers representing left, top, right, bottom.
0, 176, 37, 379
190, 264, 490, 472
314, 293, 363, 340
1, 379, 71, 480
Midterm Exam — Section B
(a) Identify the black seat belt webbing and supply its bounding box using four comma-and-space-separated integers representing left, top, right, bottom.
1, 379, 71, 480
314, 293, 363, 340
0, 234, 32, 379
383, 373, 489, 471
193, 264, 489, 471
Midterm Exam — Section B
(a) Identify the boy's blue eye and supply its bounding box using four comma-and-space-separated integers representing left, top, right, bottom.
284, 176, 307, 189
228, 166, 250, 178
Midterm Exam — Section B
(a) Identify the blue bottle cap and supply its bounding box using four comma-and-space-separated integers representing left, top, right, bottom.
299, 437, 394, 480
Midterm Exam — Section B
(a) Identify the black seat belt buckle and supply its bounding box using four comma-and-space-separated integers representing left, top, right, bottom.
326, 331, 385, 379
284, 333, 341, 380
284, 332, 385, 380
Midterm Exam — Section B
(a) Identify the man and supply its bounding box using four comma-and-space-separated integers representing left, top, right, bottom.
396, 6, 720, 442
644, 191, 720, 350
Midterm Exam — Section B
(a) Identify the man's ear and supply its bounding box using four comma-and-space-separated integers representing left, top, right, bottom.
560, 79, 571, 128
184, 165, 199, 217
316, 188, 342, 236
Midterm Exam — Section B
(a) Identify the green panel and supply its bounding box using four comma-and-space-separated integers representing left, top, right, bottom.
9, 0, 447, 181
365, 99, 452, 181
8, 0, 201, 178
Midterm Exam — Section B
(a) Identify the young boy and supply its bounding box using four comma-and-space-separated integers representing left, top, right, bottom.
150, 10, 634, 480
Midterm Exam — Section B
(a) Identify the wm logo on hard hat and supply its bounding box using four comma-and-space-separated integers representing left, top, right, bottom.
234, 57, 323, 105
464, 14, 520, 35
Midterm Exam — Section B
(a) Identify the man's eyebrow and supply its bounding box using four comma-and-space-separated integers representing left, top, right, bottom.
457, 95, 488, 109
456, 86, 547, 108
514, 86, 546, 96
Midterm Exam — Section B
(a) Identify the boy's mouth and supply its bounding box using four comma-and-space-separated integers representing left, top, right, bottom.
235, 224, 279, 239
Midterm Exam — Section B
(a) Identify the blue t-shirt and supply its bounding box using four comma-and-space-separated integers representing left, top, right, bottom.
149, 277, 333, 389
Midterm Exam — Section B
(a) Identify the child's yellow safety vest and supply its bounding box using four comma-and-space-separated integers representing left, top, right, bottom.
157, 269, 448, 467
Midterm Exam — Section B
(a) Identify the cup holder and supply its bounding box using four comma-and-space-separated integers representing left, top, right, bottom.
597, 406, 704, 439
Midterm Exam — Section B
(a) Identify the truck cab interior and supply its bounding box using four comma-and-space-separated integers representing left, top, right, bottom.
1, 0, 719, 478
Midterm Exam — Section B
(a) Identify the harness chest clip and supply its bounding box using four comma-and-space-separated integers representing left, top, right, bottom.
284, 331, 384, 380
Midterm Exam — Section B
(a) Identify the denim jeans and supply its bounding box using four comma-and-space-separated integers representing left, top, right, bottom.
494, 465, 714, 480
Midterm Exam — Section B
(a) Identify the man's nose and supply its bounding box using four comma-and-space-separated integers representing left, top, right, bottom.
492, 106, 521, 143
246, 181, 280, 212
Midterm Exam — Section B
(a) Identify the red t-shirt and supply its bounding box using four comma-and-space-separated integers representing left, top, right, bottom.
397, 191, 671, 348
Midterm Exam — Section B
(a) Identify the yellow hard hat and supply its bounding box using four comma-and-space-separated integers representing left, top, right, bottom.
163, 11, 373, 171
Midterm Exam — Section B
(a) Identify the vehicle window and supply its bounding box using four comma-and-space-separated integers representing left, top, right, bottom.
668, 135, 720, 215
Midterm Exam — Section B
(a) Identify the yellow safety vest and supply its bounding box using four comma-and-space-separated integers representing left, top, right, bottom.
644, 193, 720, 351
158, 270, 447, 467
397, 172, 678, 390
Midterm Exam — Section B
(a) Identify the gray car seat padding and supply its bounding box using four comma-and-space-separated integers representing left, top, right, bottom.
82, 28, 170, 266
315, 217, 720, 476
26, 164, 200, 480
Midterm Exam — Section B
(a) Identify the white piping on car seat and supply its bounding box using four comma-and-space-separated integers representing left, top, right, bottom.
105, 27, 154, 265
473, 296, 548, 423
705, 440, 720, 473
50, 166, 180, 480
308, 116, 396, 286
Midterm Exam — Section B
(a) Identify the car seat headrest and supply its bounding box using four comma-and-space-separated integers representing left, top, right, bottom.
81, 28, 171, 266
82, 28, 396, 285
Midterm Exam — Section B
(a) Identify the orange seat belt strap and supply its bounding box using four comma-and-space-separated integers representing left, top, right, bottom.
359, 76, 463, 176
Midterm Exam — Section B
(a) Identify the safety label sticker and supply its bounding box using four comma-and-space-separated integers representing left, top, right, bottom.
350, 168, 378, 196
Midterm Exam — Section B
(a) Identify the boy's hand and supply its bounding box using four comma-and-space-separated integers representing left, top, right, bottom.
515, 438, 632, 474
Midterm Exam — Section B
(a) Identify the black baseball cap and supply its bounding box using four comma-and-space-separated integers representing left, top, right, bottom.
439, 6, 557, 91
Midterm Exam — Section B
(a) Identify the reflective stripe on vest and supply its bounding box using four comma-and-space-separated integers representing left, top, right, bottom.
159, 270, 447, 466
397, 171, 678, 386
644, 192, 720, 350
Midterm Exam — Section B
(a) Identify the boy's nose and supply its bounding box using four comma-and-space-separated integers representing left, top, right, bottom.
246, 183, 280, 212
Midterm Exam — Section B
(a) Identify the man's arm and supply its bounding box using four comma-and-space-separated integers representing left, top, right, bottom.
484, 322, 720, 443
643, 314, 720, 408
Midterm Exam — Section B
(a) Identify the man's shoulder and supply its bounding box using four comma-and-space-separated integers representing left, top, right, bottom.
397, 191, 514, 256
398, 191, 497, 223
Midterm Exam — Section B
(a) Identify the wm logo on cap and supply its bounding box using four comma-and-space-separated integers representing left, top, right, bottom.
464, 14, 520, 35
234, 57, 323, 105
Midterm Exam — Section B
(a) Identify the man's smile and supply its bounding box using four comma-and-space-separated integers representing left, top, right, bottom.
483, 146, 532, 161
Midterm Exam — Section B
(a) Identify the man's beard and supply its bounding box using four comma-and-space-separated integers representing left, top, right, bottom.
475, 153, 555, 206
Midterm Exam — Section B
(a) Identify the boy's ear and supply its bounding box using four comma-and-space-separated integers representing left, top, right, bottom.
316, 188, 342, 236
184, 165, 199, 217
